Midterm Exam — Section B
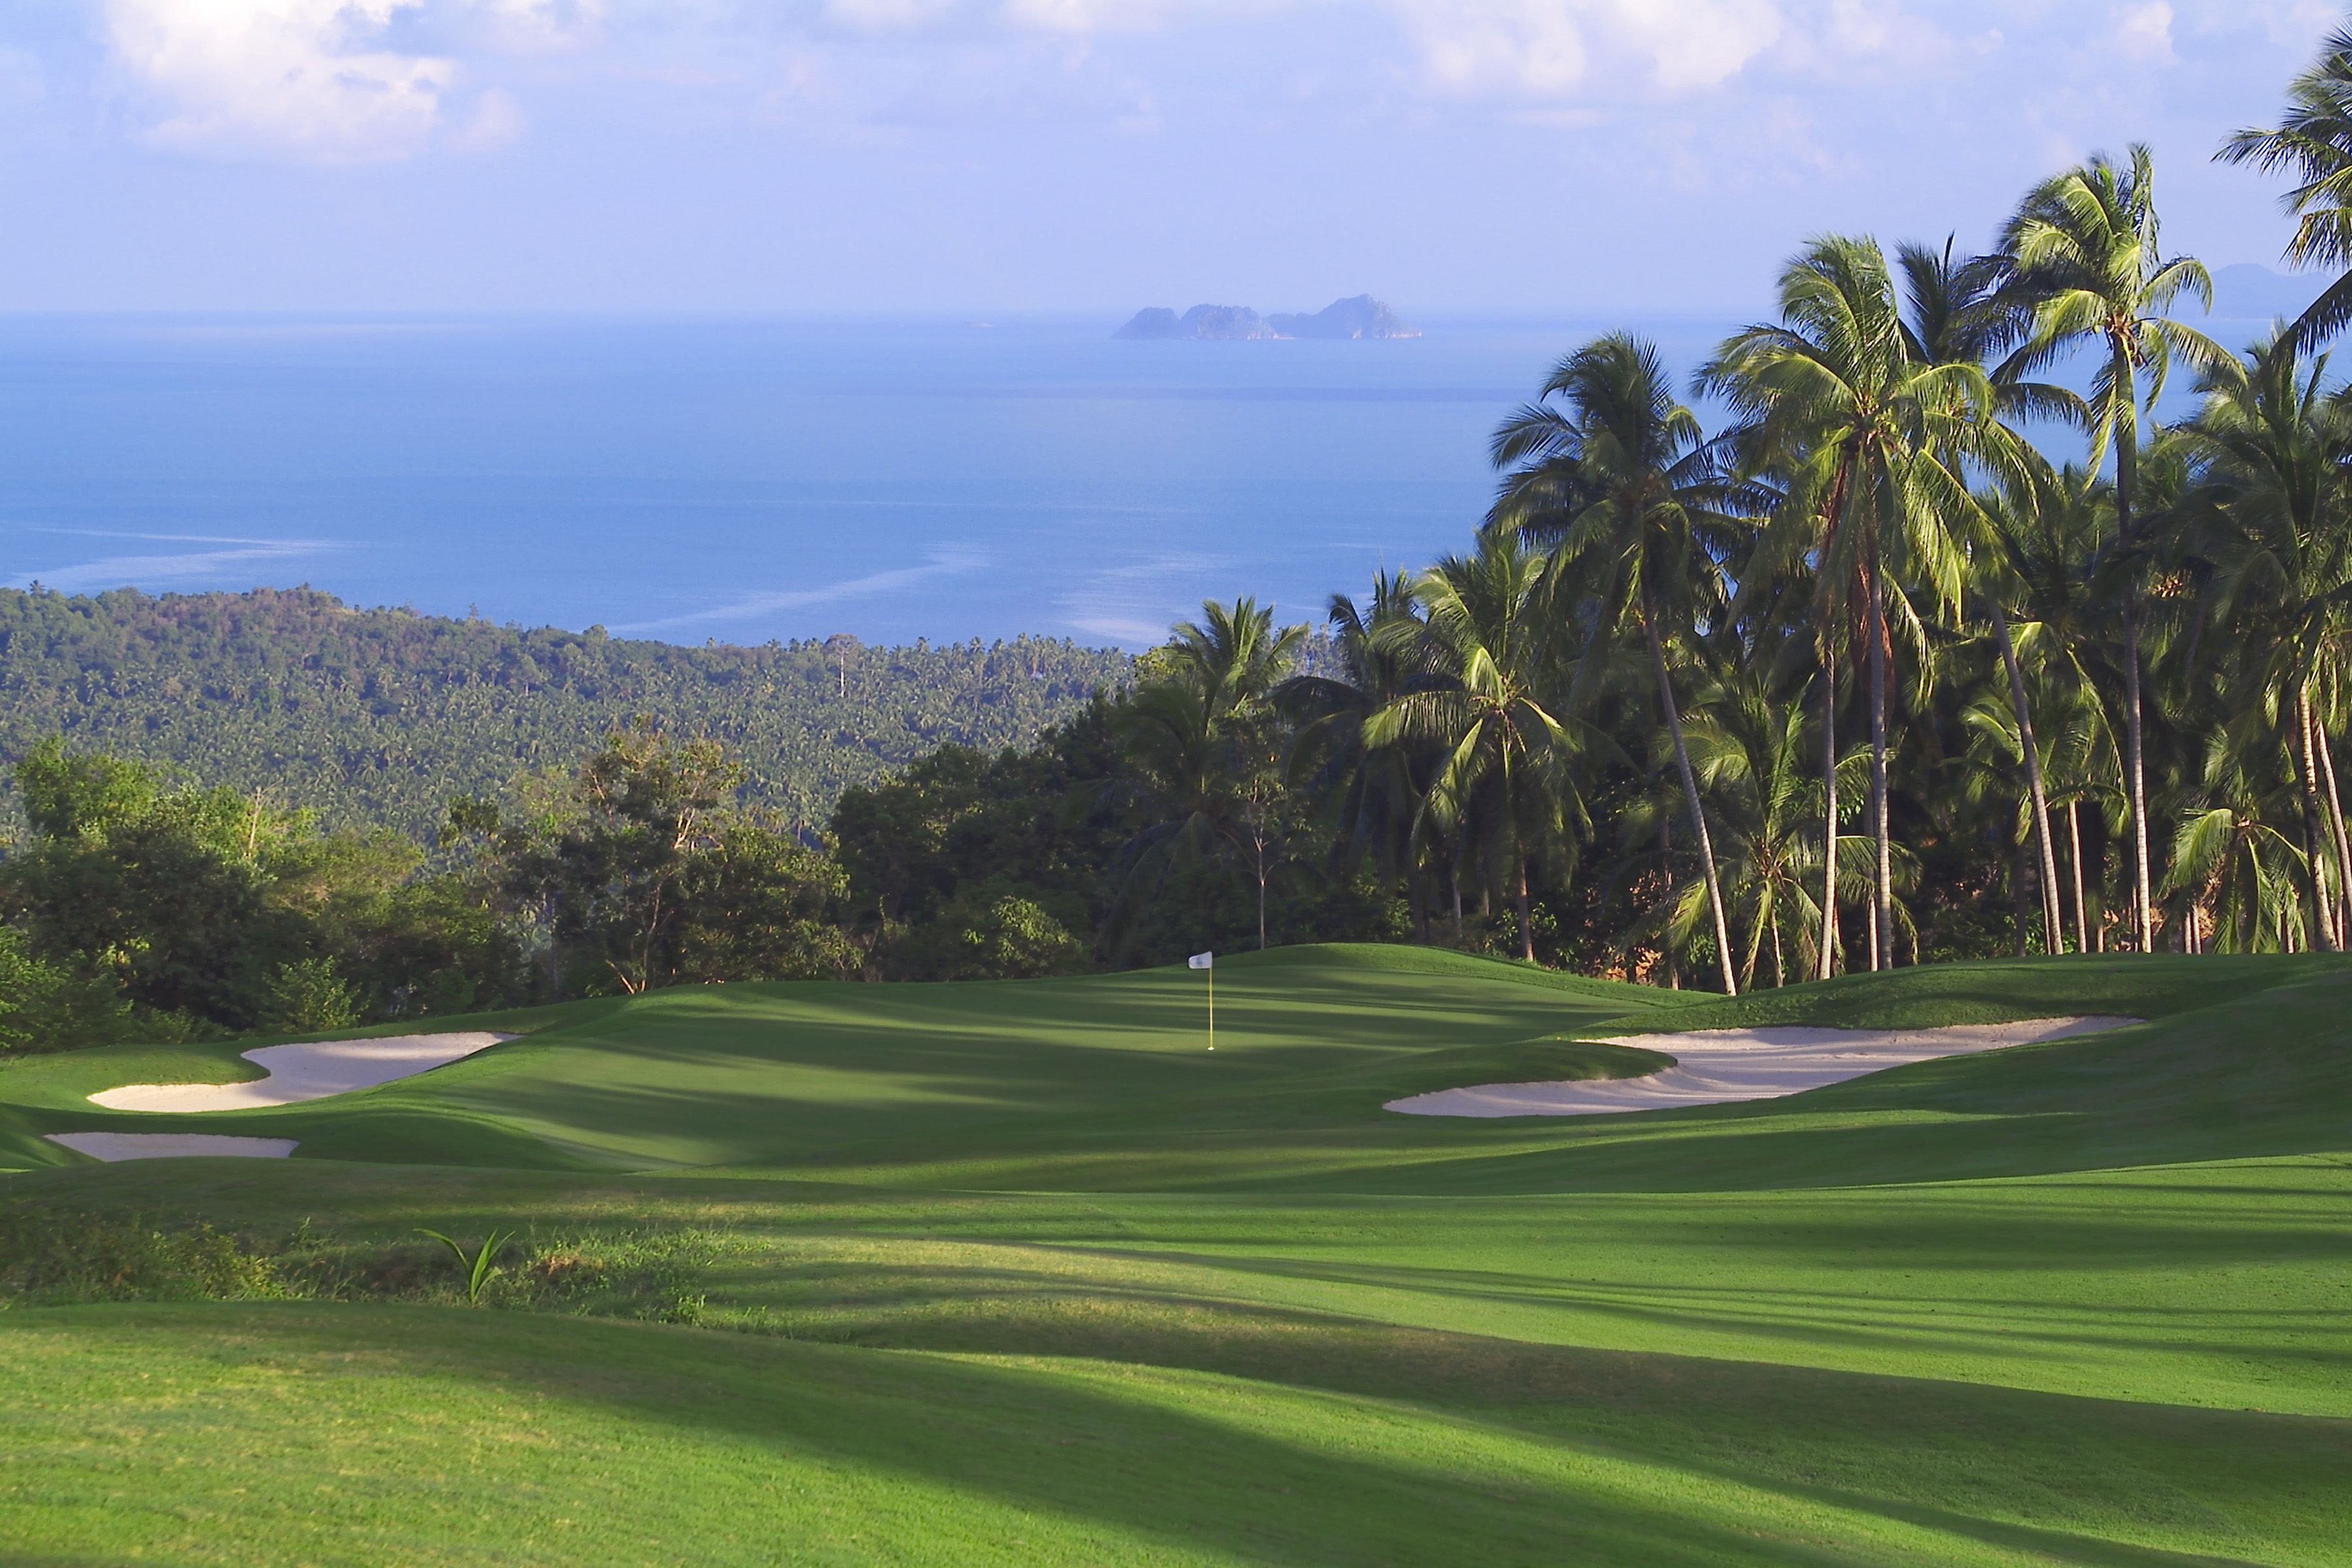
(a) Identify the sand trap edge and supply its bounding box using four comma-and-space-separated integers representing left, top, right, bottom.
88, 1031, 520, 1113
46, 1132, 299, 1162
1386, 1015, 2143, 1119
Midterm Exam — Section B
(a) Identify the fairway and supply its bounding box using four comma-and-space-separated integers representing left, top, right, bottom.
5, 945, 2351, 1564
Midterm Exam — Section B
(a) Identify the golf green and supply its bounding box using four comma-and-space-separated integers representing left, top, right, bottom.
3, 945, 2348, 1564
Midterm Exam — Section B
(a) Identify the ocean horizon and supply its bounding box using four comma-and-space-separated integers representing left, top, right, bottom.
0, 310, 1753, 649
0, 301, 2296, 651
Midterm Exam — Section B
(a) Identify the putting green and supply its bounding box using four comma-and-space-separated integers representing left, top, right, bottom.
4, 945, 2349, 1565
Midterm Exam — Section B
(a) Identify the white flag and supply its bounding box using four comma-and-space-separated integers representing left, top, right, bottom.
1188, 952, 1213, 970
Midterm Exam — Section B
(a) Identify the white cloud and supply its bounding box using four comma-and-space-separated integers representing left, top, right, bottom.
825, 0, 965, 33
1387, 0, 1782, 100
93, 0, 604, 161
451, 0, 607, 54
2112, 1, 2176, 63
446, 83, 526, 148
104, 0, 455, 161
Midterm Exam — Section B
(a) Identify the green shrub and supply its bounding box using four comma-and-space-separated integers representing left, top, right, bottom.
259, 958, 361, 1033
0, 928, 129, 1056
0, 1203, 282, 1304
0, 1203, 719, 1323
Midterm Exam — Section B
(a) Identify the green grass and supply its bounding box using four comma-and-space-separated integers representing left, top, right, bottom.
3, 943, 2350, 1564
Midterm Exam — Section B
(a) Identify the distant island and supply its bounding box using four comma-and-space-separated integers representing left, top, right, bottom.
1113, 295, 1420, 340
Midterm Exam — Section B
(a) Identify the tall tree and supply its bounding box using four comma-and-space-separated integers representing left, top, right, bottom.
2220, 24, 2352, 351
2179, 337, 2352, 949
1279, 573, 1441, 941
1706, 238, 1995, 972
1364, 532, 1586, 964
1490, 333, 1755, 990
1997, 145, 2229, 951
1115, 598, 1306, 951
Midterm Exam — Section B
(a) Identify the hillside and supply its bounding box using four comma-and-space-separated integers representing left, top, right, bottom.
0, 587, 1130, 838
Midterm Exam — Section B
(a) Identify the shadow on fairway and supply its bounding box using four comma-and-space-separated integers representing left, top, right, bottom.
29, 1301, 2319, 1568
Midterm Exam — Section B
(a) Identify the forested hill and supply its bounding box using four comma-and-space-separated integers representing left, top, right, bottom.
0, 587, 1130, 838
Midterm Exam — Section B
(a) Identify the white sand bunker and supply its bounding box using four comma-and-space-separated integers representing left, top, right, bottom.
1387, 1017, 2141, 1118
45, 1132, 300, 1162
87, 1032, 516, 1113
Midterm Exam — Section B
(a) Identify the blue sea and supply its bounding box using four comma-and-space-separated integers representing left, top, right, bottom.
0, 308, 2276, 650
0, 313, 1744, 649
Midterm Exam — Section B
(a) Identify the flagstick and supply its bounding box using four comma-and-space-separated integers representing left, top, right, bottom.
1207, 964, 1215, 1051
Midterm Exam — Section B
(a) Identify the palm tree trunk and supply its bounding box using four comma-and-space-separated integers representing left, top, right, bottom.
2296, 684, 2340, 951
1817, 642, 1840, 981
1991, 600, 2065, 953
1658, 813, 1680, 990
2121, 610, 2156, 951
2317, 704, 2352, 950
2110, 363, 2158, 954
1514, 832, 1535, 964
2065, 802, 2089, 953
1768, 906, 1786, 988
1644, 603, 1739, 994
1867, 565, 1893, 971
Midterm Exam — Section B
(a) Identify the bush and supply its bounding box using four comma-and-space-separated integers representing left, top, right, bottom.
0, 1203, 719, 1326
259, 958, 361, 1033
0, 1203, 282, 1303
0, 927, 129, 1055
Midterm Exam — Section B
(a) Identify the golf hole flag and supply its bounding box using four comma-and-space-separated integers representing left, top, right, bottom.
1189, 953, 1215, 1049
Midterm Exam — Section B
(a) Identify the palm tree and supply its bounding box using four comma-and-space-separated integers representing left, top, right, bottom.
1116, 598, 1305, 951
1705, 237, 1995, 973
2219, 24, 2352, 351
1680, 673, 1828, 987
2178, 337, 2352, 949
1899, 237, 2070, 955
1490, 332, 1756, 991
1975, 472, 2083, 952
1972, 463, 2128, 949
1279, 573, 1441, 940
2166, 721, 2313, 953
1364, 532, 1586, 964
1996, 145, 2229, 951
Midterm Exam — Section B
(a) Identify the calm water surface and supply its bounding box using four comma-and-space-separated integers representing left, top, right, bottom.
0, 313, 1745, 647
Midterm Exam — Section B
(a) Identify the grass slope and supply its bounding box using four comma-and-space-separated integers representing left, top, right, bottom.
4, 945, 2350, 1564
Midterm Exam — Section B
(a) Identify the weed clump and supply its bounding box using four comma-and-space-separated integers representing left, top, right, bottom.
0, 1201, 718, 1323
0, 1201, 286, 1304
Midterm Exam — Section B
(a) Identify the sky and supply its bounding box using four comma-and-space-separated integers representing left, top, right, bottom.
0, 1, 2345, 316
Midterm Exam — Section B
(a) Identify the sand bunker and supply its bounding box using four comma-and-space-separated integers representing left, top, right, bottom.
1387, 1016, 2140, 1118
46, 1132, 299, 1161
87, 1032, 516, 1113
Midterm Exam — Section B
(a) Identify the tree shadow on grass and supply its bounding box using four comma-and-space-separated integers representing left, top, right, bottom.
798, 1296, 2345, 1565
48, 1301, 2308, 1568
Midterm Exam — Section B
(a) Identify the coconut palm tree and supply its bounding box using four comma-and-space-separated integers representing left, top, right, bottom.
1996, 145, 2230, 951
2166, 717, 2313, 953
1115, 597, 1305, 951
1279, 572, 1441, 940
2178, 337, 2352, 949
1704, 237, 1997, 973
1975, 472, 2084, 952
1679, 673, 1828, 988
2219, 24, 2352, 351
1364, 532, 1588, 964
1489, 332, 1757, 991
